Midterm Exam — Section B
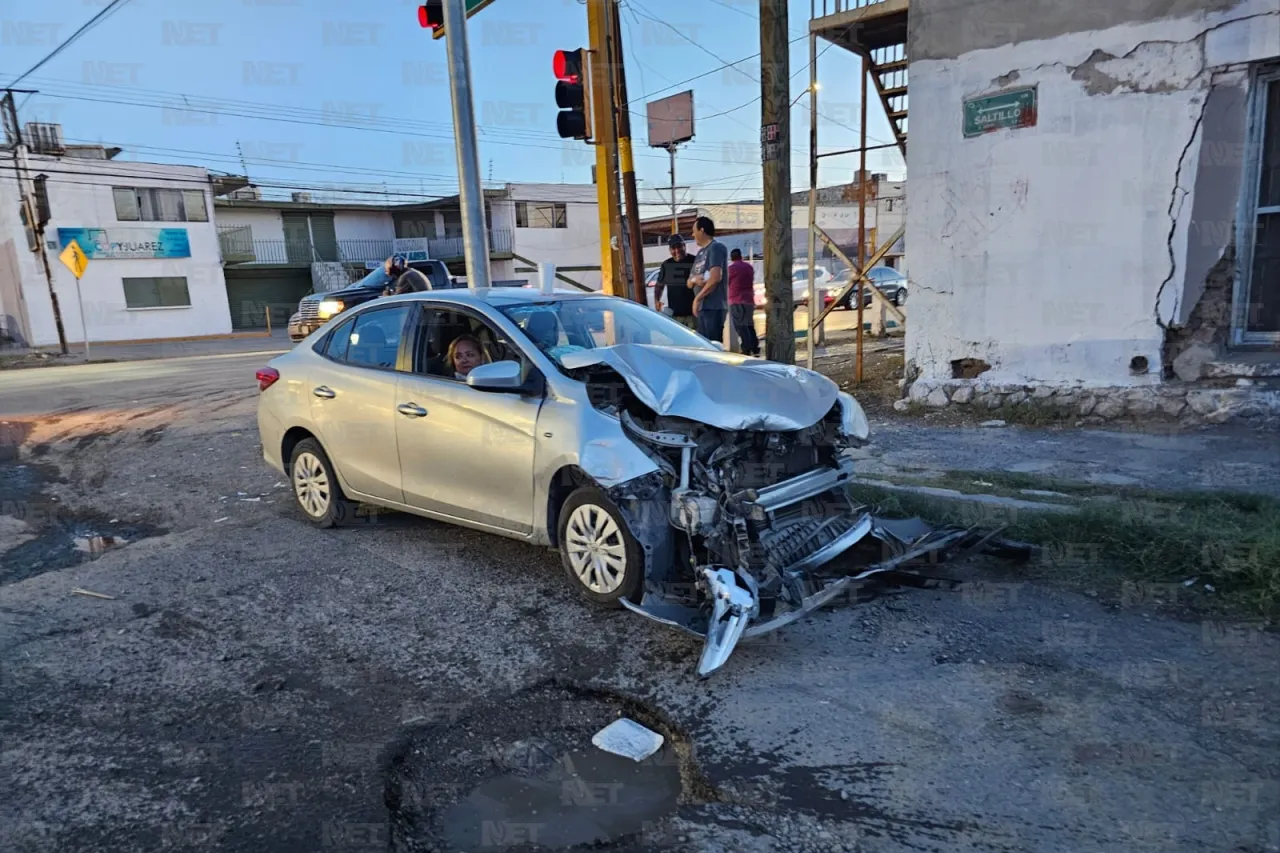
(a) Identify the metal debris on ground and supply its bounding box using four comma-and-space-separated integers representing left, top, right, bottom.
70, 588, 116, 600
591, 718, 665, 762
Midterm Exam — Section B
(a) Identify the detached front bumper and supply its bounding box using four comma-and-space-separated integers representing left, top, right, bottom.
622, 458, 1036, 676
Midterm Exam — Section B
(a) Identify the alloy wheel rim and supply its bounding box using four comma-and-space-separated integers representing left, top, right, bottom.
293, 452, 331, 518
565, 504, 626, 594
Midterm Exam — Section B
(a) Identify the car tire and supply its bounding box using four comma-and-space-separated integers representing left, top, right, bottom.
557, 486, 644, 608
895, 288, 906, 306
289, 438, 359, 528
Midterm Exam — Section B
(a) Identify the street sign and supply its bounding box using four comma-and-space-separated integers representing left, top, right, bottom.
963, 86, 1037, 137
56, 239, 92, 359
59, 239, 88, 279
429, 0, 496, 40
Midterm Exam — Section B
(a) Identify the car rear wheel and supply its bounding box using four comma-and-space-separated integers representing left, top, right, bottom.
289, 438, 357, 528
558, 487, 644, 608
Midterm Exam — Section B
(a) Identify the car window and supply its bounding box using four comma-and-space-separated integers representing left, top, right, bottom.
324, 318, 356, 361
412, 306, 523, 380
500, 297, 715, 370
340, 305, 410, 370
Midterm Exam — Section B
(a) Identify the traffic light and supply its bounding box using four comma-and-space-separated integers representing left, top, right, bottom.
417, 2, 443, 35
554, 49, 592, 141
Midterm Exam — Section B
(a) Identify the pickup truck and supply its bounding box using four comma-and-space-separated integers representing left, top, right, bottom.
287, 260, 453, 343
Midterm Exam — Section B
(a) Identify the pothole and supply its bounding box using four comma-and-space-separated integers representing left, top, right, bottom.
386, 680, 714, 852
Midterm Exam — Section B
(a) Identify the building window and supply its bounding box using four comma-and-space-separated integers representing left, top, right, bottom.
113, 187, 209, 222
1239, 66, 1280, 340
122, 276, 192, 309
515, 202, 567, 229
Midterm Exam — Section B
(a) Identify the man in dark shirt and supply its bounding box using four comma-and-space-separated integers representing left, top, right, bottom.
688, 216, 728, 344
654, 235, 696, 329
726, 248, 759, 356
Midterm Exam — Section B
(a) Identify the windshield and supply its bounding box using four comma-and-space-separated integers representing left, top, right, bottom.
500, 297, 716, 368
354, 268, 393, 289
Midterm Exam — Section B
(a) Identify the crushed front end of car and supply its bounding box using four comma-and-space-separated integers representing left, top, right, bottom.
561, 344, 1033, 677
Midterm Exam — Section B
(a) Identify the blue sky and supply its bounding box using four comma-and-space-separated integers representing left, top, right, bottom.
1, 0, 904, 207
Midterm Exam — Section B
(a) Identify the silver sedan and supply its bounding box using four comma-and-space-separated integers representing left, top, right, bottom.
255, 288, 880, 675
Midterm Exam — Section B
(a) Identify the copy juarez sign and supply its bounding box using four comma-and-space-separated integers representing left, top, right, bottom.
57, 227, 191, 259
963, 87, 1037, 137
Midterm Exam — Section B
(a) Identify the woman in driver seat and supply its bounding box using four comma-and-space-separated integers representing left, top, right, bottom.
447, 334, 487, 380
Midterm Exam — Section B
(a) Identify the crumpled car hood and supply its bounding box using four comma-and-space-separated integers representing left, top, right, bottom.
559, 343, 839, 431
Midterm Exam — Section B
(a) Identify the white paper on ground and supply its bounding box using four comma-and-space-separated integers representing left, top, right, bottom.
591, 718, 665, 762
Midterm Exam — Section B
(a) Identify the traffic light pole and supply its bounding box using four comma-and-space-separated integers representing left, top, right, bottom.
441, 0, 491, 289
587, 0, 623, 296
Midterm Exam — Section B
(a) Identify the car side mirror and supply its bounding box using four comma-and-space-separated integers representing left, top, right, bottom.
466, 360, 524, 392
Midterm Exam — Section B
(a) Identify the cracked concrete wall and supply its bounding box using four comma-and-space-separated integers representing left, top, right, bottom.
905, 0, 1280, 387
911, 0, 1250, 61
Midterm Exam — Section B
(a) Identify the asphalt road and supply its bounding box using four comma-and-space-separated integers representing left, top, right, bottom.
1, 355, 1277, 853
0, 352, 276, 417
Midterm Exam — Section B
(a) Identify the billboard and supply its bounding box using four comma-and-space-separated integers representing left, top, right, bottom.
646, 90, 695, 148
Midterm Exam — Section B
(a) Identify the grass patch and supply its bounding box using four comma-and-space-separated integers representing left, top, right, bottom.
849, 477, 1280, 620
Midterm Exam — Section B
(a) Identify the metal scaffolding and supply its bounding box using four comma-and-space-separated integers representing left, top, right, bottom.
806, 0, 909, 379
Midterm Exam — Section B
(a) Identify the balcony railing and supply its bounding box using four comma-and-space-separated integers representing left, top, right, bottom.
818, 0, 895, 14
424, 229, 514, 260
219, 227, 512, 265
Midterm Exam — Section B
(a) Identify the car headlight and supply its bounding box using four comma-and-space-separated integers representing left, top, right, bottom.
836, 391, 871, 441
317, 299, 344, 319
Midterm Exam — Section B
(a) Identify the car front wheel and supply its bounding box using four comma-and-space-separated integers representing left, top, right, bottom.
557, 486, 644, 608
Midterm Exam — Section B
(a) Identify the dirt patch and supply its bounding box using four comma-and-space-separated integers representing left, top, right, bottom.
0, 458, 165, 586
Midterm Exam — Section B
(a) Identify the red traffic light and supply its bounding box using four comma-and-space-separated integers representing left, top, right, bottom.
418, 2, 443, 30
554, 49, 583, 83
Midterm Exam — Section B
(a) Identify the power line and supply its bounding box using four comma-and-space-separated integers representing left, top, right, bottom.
6, 0, 132, 87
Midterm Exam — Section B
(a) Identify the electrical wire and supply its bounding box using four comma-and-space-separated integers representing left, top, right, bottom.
6, 0, 132, 87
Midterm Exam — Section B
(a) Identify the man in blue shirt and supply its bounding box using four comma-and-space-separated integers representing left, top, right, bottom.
687, 216, 728, 345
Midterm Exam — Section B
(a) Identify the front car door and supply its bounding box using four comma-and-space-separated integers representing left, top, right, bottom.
394, 304, 542, 535
308, 303, 414, 503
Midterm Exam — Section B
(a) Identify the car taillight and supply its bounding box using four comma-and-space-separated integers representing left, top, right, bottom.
256, 367, 280, 392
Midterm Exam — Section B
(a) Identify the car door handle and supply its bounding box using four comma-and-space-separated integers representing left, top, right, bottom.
313, 386, 336, 399
397, 402, 428, 418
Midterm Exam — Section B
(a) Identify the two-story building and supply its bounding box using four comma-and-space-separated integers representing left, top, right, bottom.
213, 182, 603, 329
1, 125, 233, 348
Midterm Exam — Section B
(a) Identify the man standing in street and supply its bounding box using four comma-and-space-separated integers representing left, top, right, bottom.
727, 248, 759, 356
687, 216, 728, 345
653, 235, 696, 329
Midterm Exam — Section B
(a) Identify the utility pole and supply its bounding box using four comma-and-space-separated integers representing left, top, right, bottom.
668, 147, 678, 234
760, 0, 794, 364
856, 51, 868, 382
3, 90, 66, 353
587, 0, 623, 295
609, 2, 647, 305
441, 0, 491, 289
805, 28, 818, 370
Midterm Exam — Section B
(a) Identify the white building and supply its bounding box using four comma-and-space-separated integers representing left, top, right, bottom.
896, 0, 1279, 386
1, 128, 231, 348
212, 182, 604, 328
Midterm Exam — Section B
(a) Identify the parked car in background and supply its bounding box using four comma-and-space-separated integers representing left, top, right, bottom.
753, 268, 832, 309
825, 266, 908, 310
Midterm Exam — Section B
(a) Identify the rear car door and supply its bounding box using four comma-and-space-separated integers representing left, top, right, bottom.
394, 304, 542, 534
308, 303, 414, 503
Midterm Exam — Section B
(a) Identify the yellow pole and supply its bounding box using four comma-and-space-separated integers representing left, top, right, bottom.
587, 0, 621, 295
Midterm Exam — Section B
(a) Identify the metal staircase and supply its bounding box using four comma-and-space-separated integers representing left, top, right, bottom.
812, 0, 909, 157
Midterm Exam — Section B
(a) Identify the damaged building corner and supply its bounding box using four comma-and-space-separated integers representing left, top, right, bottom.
1163, 237, 1237, 382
